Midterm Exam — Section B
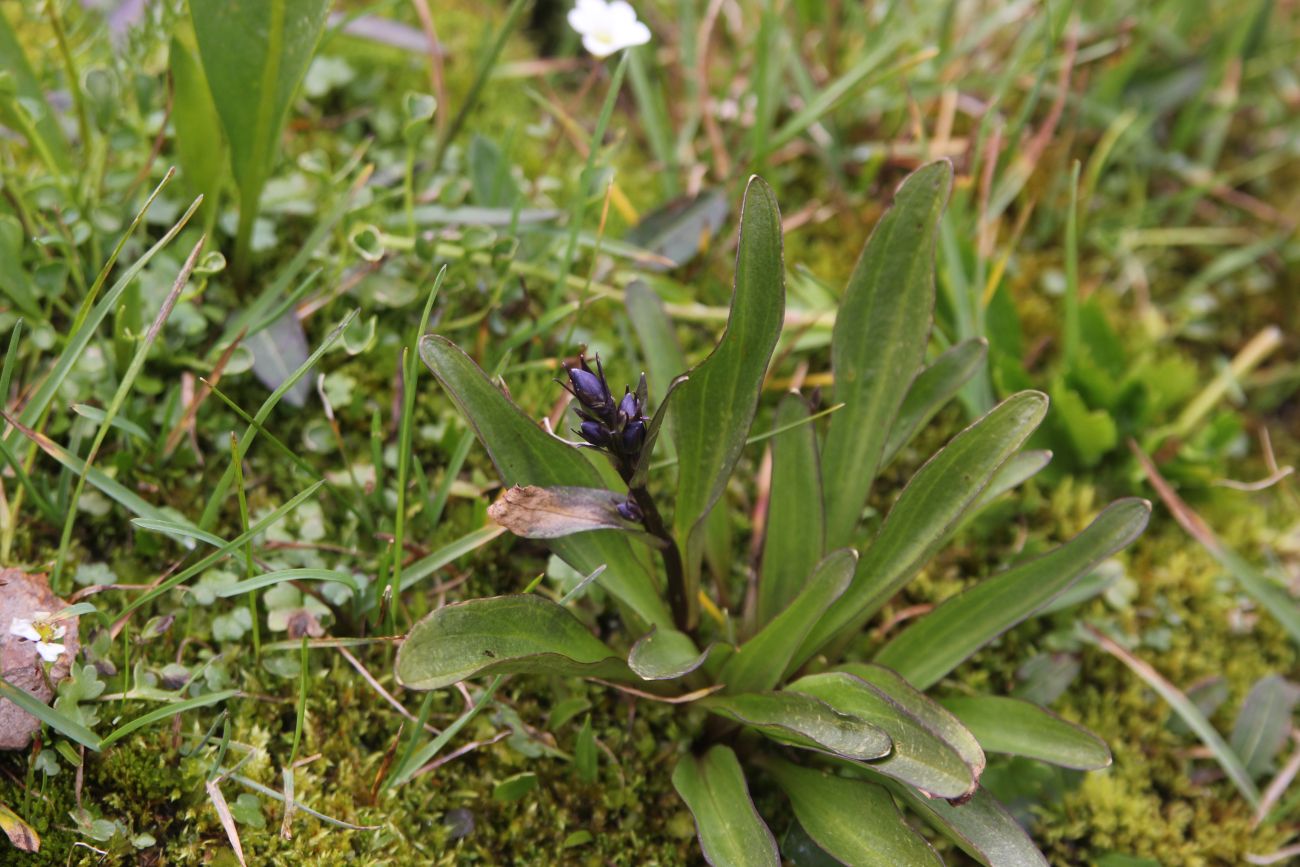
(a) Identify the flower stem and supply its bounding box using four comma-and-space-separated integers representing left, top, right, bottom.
628, 483, 690, 633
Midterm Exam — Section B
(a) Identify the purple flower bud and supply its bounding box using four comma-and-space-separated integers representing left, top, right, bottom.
568, 366, 611, 411
579, 420, 611, 447
617, 499, 643, 522
618, 391, 640, 423
621, 418, 645, 453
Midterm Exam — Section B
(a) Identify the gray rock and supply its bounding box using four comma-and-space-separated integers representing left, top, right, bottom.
1, 569, 80, 750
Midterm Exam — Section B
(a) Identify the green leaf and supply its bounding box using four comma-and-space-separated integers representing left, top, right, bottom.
786, 672, 976, 799
626, 280, 688, 401
395, 595, 630, 691
701, 692, 891, 762
629, 627, 710, 681
1050, 378, 1117, 467
822, 162, 953, 549
757, 393, 827, 624
882, 338, 989, 469
1230, 675, 1300, 778
671, 177, 784, 624
941, 696, 1111, 771
765, 759, 941, 867
798, 391, 1049, 667
420, 336, 671, 628
492, 771, 538, 802
672, 745, 780, 867
837, 663, 986, 780
629, 375, 688, 488
100, 690, 238, 748
625, 189, 729, 270
874, 498, 1151, 690
885, 782, 1048, 867
189, 0, 330, 260
0, 677, 100, 752
970, 449, 1053, 512
213, 568, 360, 598
574, 716, 598, 783
724, 550, 854, 694
169, 33, 227, 211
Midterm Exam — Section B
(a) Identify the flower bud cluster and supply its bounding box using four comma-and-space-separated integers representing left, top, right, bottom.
561, 353, 649, 466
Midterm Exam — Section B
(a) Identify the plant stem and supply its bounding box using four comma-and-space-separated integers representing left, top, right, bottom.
628, 483, 689, 633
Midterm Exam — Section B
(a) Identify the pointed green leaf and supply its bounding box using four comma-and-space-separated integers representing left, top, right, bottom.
629, 627, 710, 681
941, 696, 1111, 771
882, 338, 989, 469
724, 550, 855, 694
702, 692, 892, 762
394, 595, 630, 691
766, 759, 941, 867
190, 0, 329, 224
671, 177, 784, 622
798, 391, 1049, 667
787, 672, 976, 799
837, 662, 986, 782
822, 162, 953, 549
1230, 675, 1300, 778
884, 781, 1049, 867
970, 449, 1053, 512
169, 33, 227, 212
757, 393, 827, 624
420, 336, 671, 628
672, 746, 780, 867
875, 498, 1151, 690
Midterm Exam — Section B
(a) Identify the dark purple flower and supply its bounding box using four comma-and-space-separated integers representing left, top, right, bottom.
617, 498, 644, 522
579, 420, 611, 447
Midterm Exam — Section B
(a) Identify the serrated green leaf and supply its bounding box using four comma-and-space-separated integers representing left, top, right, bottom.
628, 627, 710, 681
672, 745, 780, 867
757, 393, 827, 624
420, 336, 671, 628
884, 781, 1048, 867
882, 338, 989, 469
766, 759, 941, 867
797, 391, 1049, 668
725, 550, 854, 694
941, 696, 1111, 771
702, 692, 891, 762
874, 498, 1151, 690
395, 595, 630, 691
671, 177, 784, 626
787, 672, 975, 799
822, 162, 953, 548
837, 662, 987, 781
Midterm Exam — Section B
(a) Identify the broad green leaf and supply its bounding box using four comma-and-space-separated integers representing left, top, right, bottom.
420, 336, 671, 628
757, 393, 827, 624
671, 177, 784, 625
766, 759, 941, 867
837, 662, 986, 781
874, 498, 1151, 690
672, 746, 780, 867
822, 162, 953, 549
882, 338, 989, 469
394, 595, 630, 691
970, 449, 1053, 512
169, 33, 227, 212
190, 0, 330, 245
626, 189, 729, 270
0, 6, 69, 171
798, 391, 1049, 667
1230, 675, 1300, 778
787, 672, 975, 799
628, 627, 710, 680
724, 550, 854, 694
701, 692, 891, 762
941, 696, 1111, 771
884, 781, 1048, 867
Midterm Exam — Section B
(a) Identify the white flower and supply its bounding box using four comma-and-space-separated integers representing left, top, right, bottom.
9, 612, 67, 663
567, 0, 651, 58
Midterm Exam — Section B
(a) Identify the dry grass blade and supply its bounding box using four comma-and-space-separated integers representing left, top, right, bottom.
205, 778, 248, 867
1254, 730, 1300, 827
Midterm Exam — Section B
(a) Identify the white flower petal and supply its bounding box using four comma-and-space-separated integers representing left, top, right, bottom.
50, 624, 67, 641
624, 20, 651, 48
567, 7, 599, 33
582, 32, 617, 58
9, 619, 40, 642
36, 641, 65, 663
608, 1, 639, 25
